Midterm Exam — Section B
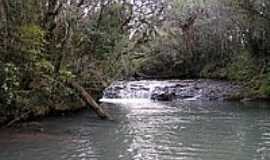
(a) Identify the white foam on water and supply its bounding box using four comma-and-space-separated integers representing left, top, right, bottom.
104, 80, 180, 99
99, 98, 151, 104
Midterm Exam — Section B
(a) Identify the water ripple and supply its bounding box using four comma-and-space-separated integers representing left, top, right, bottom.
0, 101, 270, 160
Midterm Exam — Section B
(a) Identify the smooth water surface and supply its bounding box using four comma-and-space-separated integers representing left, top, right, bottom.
1, 100, 270, 160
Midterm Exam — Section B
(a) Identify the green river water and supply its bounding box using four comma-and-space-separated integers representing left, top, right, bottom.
0, 100, 270, 160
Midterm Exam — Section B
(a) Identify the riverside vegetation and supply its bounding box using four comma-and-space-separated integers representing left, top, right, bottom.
0, 0, 269, 126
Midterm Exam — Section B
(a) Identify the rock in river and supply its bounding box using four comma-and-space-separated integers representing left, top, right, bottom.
102, 80, 244, 101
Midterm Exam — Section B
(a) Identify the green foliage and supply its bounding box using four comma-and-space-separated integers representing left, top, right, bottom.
86, 3, 128, 60
200, 64, 227, 79
59, 70, 76, 82
227, 50, 258, 81
259, 69, 270, 96
19, 24, 45, 62
34, 59, 55, 74
0, 63, 19, 106
18, 24, 55, 80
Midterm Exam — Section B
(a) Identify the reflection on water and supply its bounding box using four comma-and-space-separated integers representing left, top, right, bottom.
0, 100, 270, 160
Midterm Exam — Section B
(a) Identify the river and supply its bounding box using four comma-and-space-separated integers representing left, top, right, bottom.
0, 80, 270, 160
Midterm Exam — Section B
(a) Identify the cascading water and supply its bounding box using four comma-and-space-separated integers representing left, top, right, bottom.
100, 80, 244, 103
102, 81, 174, 99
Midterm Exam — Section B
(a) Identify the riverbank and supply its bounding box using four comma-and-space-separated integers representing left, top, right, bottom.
1, 79, 269, 128
0, 103, 87, 128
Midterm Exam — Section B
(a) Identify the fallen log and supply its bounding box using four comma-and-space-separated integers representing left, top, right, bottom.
5, 110, 32, 128
69, 81, 112, 120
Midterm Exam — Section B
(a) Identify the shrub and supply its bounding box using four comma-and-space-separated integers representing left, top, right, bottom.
0, 62, 21, 119
227, 49, 258, 81
259, 70, 270, 96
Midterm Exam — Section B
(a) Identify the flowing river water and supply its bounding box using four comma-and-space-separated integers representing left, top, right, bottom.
1, 80, 270, 160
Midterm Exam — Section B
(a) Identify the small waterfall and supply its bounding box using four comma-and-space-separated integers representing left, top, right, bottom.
102, 81, 169, 99
100, 80, 243, 102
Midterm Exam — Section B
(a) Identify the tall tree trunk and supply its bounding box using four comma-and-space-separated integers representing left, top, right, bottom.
1, 0, 10, 55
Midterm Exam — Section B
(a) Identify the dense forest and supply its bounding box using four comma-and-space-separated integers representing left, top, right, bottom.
0, 0, 269, 125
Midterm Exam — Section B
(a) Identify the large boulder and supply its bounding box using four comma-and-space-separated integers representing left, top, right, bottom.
151, 86, 176, 101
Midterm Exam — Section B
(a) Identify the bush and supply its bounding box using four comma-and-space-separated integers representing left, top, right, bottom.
259, 71, 270, 96
19, 24, 46, 62
0, 62, 21, 119
200, 64, 228, 79
0, 63, 19, 106
227, 49, 258, 81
